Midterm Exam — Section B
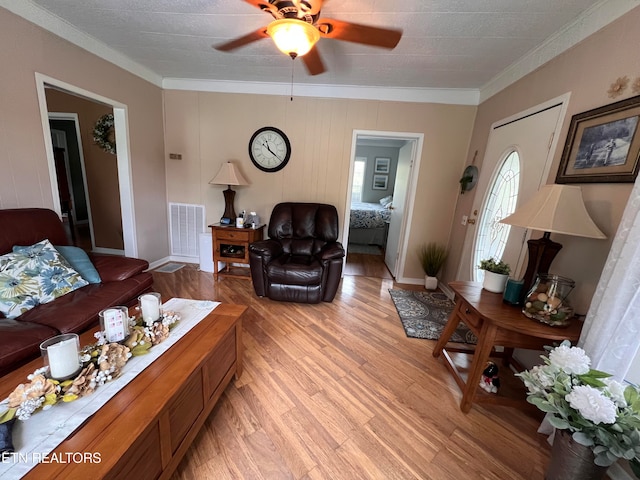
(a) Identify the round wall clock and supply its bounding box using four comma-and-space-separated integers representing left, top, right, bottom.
248, 126, 291, 172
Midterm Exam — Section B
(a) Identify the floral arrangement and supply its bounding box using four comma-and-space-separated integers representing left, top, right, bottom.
517, 341, 640, 474
92, 113, 116, 155
0, 311, 179, 425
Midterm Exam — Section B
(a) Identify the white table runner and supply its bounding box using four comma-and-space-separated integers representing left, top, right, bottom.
0, 298, 219, 479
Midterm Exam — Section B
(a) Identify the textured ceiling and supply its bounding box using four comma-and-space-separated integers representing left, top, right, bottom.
21, 0, 610, 91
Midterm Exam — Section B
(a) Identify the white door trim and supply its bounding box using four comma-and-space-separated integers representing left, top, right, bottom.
344, 130, 424, 282
35, 72, 138, 257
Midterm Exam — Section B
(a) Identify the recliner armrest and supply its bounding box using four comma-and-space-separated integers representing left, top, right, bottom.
249, 240, 283, 258
318, 242, 345, 261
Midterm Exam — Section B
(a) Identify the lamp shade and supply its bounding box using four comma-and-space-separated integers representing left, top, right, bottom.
209, 161, 249, 186
500, 184, 605, 239
266, 19, 320, 57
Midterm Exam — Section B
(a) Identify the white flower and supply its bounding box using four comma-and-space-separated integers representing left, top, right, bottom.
566, 385, 617, 424
603, 378, 627, 407
549, 345, 590, 375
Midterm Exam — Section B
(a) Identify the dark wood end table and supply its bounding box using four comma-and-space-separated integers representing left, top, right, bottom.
433, 281, 583, 413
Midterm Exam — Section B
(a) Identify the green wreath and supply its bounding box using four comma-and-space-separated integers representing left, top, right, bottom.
92, 113, 116, 155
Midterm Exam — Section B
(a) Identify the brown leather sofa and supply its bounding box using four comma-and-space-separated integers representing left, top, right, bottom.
0, 208, 153, 376
249, 202, 345, 303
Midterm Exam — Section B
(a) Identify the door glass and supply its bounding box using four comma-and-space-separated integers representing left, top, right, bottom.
473, 151, 520, 281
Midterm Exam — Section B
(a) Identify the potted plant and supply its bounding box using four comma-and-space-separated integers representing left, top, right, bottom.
517, 341, 640, 480
478, 257, 510, 293
417, 243, 448, 290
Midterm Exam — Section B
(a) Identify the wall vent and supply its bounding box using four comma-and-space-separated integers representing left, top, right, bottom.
169, 203, 205, 257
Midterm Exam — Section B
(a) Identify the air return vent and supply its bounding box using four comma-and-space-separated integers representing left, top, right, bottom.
169, 203, 205, 257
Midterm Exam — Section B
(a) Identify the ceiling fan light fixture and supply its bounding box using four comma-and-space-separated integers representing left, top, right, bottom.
267, 18, 320, 58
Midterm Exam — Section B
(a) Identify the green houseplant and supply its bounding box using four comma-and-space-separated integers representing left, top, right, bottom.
517, 341, 640, 479
478, 257, 511, 275
417, 243, 448, 290
478, 257, 511, 293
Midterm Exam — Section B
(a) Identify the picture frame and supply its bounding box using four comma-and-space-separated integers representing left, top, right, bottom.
374, 157, 391, 174
556, 94, 640, 184
373, 174, 388, 190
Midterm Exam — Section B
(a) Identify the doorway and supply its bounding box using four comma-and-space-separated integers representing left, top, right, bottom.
344, 130, 424, 281
34, 73, 138, 258
456, 94, 570, 281
49, 114, 95, 251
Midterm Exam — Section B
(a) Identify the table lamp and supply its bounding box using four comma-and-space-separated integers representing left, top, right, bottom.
209, 161, 249, 222
499, 184, 606, 296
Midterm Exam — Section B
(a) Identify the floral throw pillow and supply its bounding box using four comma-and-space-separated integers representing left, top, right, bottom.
0, 239, 89, 319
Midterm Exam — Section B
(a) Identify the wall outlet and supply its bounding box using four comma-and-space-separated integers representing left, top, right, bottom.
169, 153, 182, 160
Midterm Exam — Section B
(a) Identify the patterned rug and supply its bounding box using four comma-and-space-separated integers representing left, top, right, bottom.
389, 289, 478, 345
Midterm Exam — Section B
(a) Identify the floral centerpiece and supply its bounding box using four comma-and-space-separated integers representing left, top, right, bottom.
0, 311, 180, 427
517, 341, 640, 477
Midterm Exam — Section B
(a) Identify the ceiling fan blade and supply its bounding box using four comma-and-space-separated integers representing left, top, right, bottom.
242, 0, 279, 16
316, 18, 402, 49
214, 28, 268, 52
301, 46, 325, 75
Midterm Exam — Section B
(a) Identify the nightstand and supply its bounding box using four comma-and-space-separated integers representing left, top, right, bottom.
210, 224, 265, 280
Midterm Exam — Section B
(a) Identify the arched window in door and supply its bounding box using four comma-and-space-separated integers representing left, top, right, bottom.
473, 150, 520, 281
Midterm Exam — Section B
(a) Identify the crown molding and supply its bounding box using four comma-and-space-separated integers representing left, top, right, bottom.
479, 0, 640, 103
0, 0, 163, 87
162, 78, 480, 105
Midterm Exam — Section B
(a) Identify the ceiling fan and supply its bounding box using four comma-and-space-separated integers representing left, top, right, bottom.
214, 0, 403, 75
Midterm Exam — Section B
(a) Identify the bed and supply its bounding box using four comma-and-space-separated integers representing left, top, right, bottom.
348, 201, 391, 247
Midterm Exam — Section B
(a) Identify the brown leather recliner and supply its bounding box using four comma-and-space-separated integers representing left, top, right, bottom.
249, 203, 345, 303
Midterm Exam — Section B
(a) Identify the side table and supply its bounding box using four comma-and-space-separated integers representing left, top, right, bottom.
433, 281, 583, 413
210, 224, 264, 280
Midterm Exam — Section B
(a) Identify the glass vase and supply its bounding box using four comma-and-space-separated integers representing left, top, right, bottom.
522, 274, 575, 326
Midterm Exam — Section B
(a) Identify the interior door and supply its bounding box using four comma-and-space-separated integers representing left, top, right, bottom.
385, 142, 413, 276
457, 103, 565, 281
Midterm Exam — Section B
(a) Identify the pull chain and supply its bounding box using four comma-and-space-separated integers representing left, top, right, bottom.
290, 58, 294, 101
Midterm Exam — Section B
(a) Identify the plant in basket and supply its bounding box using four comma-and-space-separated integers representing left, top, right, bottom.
517, 341, 640, 479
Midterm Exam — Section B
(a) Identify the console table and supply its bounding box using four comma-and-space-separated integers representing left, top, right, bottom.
0, 303, 246, 479
210, 224, 264, 280
433, 281, 582, 413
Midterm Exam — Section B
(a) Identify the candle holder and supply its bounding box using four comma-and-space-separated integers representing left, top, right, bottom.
138, 292, 162, 326
40, 333, 81, 381
99, 306, 130, 343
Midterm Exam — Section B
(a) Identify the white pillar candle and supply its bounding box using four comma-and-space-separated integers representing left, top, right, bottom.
140, 294, 161, 325
48, 338, 80, 379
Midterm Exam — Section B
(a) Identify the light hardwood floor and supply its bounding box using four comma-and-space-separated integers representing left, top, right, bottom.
152, 264, 550, 479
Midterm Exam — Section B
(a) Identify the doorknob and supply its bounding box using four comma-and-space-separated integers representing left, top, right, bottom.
467, 219, 476, 225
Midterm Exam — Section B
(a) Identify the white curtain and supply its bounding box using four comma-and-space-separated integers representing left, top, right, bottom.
580, 176, 640, 379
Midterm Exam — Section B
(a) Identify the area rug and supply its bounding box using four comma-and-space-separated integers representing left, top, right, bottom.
389, 289, 477, 345
154, 262, 185, 273
347, 243, 382, 255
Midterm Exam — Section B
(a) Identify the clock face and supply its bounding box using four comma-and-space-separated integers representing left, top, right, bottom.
249, 127, 291, 172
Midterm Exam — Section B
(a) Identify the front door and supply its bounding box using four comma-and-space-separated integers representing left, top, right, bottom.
457, 100, 567, 281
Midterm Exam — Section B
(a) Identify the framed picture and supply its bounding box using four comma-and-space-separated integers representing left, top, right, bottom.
374, 157, 391, 174
373, 174, 388, 190
556, 94, 640, 183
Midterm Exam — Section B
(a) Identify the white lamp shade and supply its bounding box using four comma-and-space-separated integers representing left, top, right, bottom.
209, 161, 249, 186
500, 184, 606, 239
267, 19, 320, 57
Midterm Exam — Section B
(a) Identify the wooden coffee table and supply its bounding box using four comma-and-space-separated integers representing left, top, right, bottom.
0, 303, 246, 479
